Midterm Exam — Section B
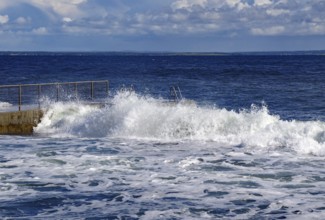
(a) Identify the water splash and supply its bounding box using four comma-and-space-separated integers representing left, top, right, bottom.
34, 92, 325, 156
0, 101, 12, 111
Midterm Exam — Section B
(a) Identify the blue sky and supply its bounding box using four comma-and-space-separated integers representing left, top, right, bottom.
0, 0, 324, 52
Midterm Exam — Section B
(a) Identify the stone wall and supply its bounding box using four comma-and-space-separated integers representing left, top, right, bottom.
0, 109, 43, 135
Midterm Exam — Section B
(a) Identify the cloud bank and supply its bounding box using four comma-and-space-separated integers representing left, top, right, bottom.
0, 0, 324, 51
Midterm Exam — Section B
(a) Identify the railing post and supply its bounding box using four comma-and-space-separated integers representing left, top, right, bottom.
75, 83, 78, 99
56, 83, 59, 102
38, 85, 41, 109
18, 85, 22, 111
91, 81, 94, 100
106, 80, 109, 96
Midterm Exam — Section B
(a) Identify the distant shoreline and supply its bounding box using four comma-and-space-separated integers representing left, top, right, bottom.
0, 50, 324, 56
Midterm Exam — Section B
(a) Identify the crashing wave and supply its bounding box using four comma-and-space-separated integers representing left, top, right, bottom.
34, 91, 325, 156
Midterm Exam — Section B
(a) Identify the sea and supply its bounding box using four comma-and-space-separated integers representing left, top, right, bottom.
0, 53, 324, 219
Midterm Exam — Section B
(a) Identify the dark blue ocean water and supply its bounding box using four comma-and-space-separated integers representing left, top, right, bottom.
0, 53, 325, 219
1, 54, 324, 120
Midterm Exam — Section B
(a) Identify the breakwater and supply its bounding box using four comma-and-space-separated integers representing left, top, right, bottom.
0, 80, 109, 135
0, 109, 43, 135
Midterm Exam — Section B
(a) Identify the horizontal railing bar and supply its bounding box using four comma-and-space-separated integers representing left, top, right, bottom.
0, 80, 109, 88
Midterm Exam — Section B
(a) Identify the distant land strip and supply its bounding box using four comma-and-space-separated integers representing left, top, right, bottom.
0, 50, 324, 56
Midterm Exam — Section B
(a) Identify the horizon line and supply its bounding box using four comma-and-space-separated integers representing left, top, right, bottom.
0, 50, 325, 54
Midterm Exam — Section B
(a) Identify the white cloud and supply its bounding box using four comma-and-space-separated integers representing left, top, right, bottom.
50, 0, 87, 17
171, 13, 189, 22
226, 0, 250, 10
171, 0, 208, 11
15, 16, 30, 25
251, 26, 285, 35
0, 0, 87, 20
266, 9, 290, 16
199, 11, 220, 20
31, 0, 87, 19
63, 17, 73, 23
254, 0, 272, 7
310, 24, 325, 34
0, 14, 9, 24
0, 0, 324, 37
32, 27, 47, 35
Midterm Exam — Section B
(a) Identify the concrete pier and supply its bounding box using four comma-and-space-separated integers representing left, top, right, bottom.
0, 109, 43, 135
0, 80, 109, 135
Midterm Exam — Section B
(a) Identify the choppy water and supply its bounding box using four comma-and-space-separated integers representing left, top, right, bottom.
0, 53, 324, 219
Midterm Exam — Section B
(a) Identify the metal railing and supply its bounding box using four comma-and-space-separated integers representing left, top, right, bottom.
170, 85, 183, 102
0, 80, 109, 111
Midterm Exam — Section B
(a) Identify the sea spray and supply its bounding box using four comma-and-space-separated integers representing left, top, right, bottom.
34, 101, 101, 137
0, 101, 13, 111
34, 91, 325, 156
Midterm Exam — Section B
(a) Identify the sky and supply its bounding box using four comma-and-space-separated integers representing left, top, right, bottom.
0, 0, 324, 52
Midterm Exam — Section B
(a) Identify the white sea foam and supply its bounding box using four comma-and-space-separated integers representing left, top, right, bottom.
34, 92, 325, 156
1, 123, 325, 218
0, 101, 12, 110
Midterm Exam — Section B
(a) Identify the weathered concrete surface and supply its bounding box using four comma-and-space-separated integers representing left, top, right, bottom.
0, 109, 43, 135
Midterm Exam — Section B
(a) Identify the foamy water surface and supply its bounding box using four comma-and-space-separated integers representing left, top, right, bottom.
1, 93, 325, 219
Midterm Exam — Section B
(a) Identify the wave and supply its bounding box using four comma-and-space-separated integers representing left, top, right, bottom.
34, 92, 325, 156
